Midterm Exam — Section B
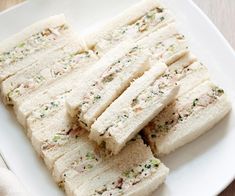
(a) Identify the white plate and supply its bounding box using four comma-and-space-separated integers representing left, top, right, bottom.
0, 0, 234, 196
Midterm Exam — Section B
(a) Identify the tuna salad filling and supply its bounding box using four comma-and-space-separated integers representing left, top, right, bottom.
91, 159, 161, 196
146, 85, 224, 139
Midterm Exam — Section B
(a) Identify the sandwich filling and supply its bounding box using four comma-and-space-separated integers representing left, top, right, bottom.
90, 159, 161, 196
0, 24, 69, 67
146, 33, 187, 63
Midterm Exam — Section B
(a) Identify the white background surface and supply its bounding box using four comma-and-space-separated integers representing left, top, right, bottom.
0, 0, 234, 195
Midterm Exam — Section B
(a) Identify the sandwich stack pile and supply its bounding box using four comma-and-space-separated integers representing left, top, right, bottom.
0, 0, 231, 195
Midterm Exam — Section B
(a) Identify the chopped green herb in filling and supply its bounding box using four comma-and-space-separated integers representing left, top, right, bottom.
94, 7, 167, 53
92, 159, 160, 195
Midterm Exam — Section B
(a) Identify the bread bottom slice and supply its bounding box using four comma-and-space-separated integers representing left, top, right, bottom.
60, 137, 169, 196
90, 64, 179, 154
142, 80, 231, 155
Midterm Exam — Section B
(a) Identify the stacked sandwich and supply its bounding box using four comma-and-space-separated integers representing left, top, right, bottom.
0, 0, 231, 195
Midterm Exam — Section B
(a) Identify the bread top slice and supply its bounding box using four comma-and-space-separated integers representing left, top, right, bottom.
85, 0, 174, 55
142, 80, 231, 155
167, 51, 196, 68
0, 14, 75, 82
90, 64, 179, 154
1, 38, 97, 106
73, 138, 169, 196
66, 40, 150, 129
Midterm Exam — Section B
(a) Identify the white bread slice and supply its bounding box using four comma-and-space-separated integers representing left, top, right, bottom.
142, 80, 231, 156
90, 64, 179, 154
73, 138, 169, 196
29, 106, 88, 170
167, 51, 197, 71
0, 14, 75, 82
66, 41, 150, 129
1, 38, 97, 106
85, 0, 174, 55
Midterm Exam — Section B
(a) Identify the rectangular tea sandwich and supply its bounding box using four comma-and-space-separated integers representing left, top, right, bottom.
142, 80, 231, 156
90, 64, 179, 154
85, 0, 174, 56
0, 14, 74, 82
61, 137, 169, 196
